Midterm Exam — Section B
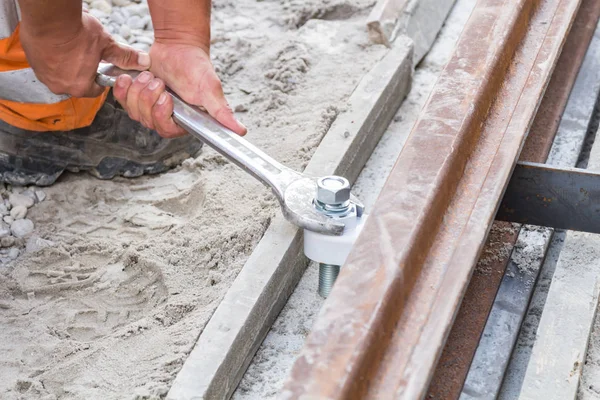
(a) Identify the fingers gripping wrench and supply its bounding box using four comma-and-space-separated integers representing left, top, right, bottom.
96, 64, 364, 236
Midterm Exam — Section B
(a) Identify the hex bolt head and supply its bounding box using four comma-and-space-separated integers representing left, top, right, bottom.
316, 176, 351, 206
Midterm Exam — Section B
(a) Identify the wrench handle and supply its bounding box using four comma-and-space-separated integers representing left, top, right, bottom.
96, 64, 300, 199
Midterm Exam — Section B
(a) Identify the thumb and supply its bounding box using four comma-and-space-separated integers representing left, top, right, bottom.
102, 41, 151, 71
204, 94, 247, 136
202, 80, 247, 136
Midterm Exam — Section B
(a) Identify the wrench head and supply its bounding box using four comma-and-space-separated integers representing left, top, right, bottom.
281, 177, 364, 236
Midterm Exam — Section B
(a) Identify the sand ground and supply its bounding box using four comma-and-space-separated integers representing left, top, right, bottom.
0, 1, 388, 398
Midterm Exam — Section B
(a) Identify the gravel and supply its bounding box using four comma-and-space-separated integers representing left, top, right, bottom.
35, 190, 46, 203
85, 0, 154, 52
1, 236, 14, 248
7, 248, 19, 260
127, 15, 145, 30
9, 206, 27, 220
10, 219, 34, 239
9, 193, 34, 209
0, 183, 48, 264
91, 0, 112, 14
0, 224, 10, 238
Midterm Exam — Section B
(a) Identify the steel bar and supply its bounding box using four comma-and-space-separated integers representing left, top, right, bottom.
428, 2, 600, 397
498, 162, 600, 233
282, 0, 581, 398
425, 2, 600, 389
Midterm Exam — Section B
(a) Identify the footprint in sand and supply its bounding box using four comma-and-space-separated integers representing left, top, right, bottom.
17, 252, 168, 342
37, 168, 207, 243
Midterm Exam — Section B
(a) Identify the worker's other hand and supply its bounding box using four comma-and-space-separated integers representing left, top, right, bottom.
112, 43, 247, 138
19, 11, 151, 98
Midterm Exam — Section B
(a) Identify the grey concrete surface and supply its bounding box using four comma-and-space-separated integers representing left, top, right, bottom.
403, 0, 458, 64
518, 229, 600, 400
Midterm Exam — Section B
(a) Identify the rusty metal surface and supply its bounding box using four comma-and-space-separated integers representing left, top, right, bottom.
521, 0, 600, 163
425, 222, 519, 400
426, 0, 600, 396
498, 162, 600, 233
281, 0, 582, 399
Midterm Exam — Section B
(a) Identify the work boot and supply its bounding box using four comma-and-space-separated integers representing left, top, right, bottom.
0, 93, 202, 186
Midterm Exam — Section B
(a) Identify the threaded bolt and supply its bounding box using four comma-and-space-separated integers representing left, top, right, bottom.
318, 263, 341, 298
314, 175, 351, 298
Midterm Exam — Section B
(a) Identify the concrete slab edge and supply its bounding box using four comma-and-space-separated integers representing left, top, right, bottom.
402, 0, 458, 65
366, 0, 409, 46
518, 230, 600, 400
366, 0, 457, 65
166, 37, 414, 400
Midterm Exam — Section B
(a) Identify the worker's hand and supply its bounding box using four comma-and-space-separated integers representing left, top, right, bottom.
19, 11, 151, 98
111, 43, 247, 138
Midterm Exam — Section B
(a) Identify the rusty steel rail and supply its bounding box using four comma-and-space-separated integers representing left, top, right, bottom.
281, 0, 582, 399
427, 0, 600, 396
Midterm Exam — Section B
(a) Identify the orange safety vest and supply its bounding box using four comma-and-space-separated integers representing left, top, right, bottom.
0, 1, 107, 131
